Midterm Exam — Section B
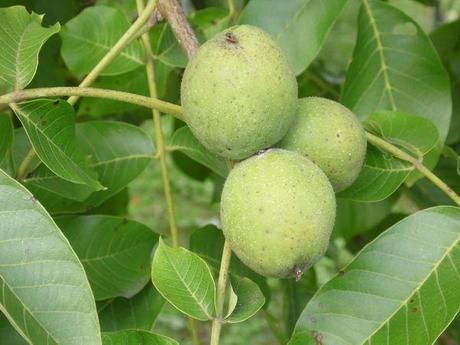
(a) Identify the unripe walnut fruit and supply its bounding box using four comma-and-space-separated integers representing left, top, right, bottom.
181, 25, 298, 160
279, 97, 367, 192
221, 149, 336, 279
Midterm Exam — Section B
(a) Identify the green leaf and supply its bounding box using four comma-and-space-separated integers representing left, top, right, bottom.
77, 67, 149, 117
11, 99, 102, 190
98, 284, 165, 332
0, 168, 101, 345
56, 215, 158, 300
0, 6, 60, 93
189, 7, 231, 41
60, 6, 145, 77
225, 277, 265, 323
239, 0, 347, 75
0, 314, 27, 345
341, 0, 451, 142
334, 196, 396, 240
151, 239, 216, 321
24, 120, 153, 214
0, 115, 14, 174
189, 225, 270, 303
339, 111, 439, 202
151, 23, 187, 68
102, 330, 178, 345
169, 126, 228, 178
8, 128, 41, 177
289, 206, 460, 345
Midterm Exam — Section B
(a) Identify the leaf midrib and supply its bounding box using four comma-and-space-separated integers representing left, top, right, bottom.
362, 0, 397, 111
360, 228, 460, 344
163, 250, 213, 320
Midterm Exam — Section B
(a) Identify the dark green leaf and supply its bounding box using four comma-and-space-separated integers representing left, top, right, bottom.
0, 168, 101, 345
0, 5, 60, 93
0, 115, 14, 174
98, 284, 165, 332
102, 330, 178, 345
239, 0, 347, 75
151, 239, 216, 321
169, 126, 228, 178
56, 215, 158, 300
289, 206, 460, 345
339, 111, 439, 202
341, 0, 452, 142
60, 6, 145, 77
11, 99, 102, 189
77, 67, 149, 118
0, 314, 27, 345
334, 196, 396, 240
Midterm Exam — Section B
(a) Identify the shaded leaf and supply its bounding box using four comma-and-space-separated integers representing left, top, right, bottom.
189, 7, 231, 41
98, 284, 165, 332
60, 6, 144, 77
0, 5, 60, 93
151, 23, 187, 68
24, 120, 153, 214
339, 111, 439, 202
239, 0, 347, 75
56, 215, 158, 300
289, 206, 460, 345
169, 126, 228, 178
0, 168, 101, 345
341, 0, 451, 142
77, 67, 149, 117
11, 99, 102, 189
102, 330, 178, 345
225, 277, 265, 323
0, 314, 27, 345
151, 239, 216, 321
334, 196, 396, 240
0, 114, 14, 174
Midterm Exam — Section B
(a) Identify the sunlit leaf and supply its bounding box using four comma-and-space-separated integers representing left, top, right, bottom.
0, 6, 60, 93
341, 0, 451, 142
60, 6, 144, 77
339, 111, 439, 202
239, 0, 347, 75
11, 99, 102, 190
290, 206, 460, 345
151, 239, 216, 321
0, 168, 101, 345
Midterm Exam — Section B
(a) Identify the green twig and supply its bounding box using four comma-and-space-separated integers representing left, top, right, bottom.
16, 149, 36, 179
0, 87, 183, 120
210, 240, 232, 345
366, 132, 460, 207
67, 0, 158, 105
136, 1, 200, 343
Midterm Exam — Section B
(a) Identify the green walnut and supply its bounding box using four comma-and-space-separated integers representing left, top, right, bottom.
181, 25, 298, 160
221, 149, 336, 279
279, 97, 367, 192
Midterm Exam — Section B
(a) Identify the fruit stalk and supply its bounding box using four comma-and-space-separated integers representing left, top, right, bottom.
210, 240, 232, 345
366, 132, 460, 206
